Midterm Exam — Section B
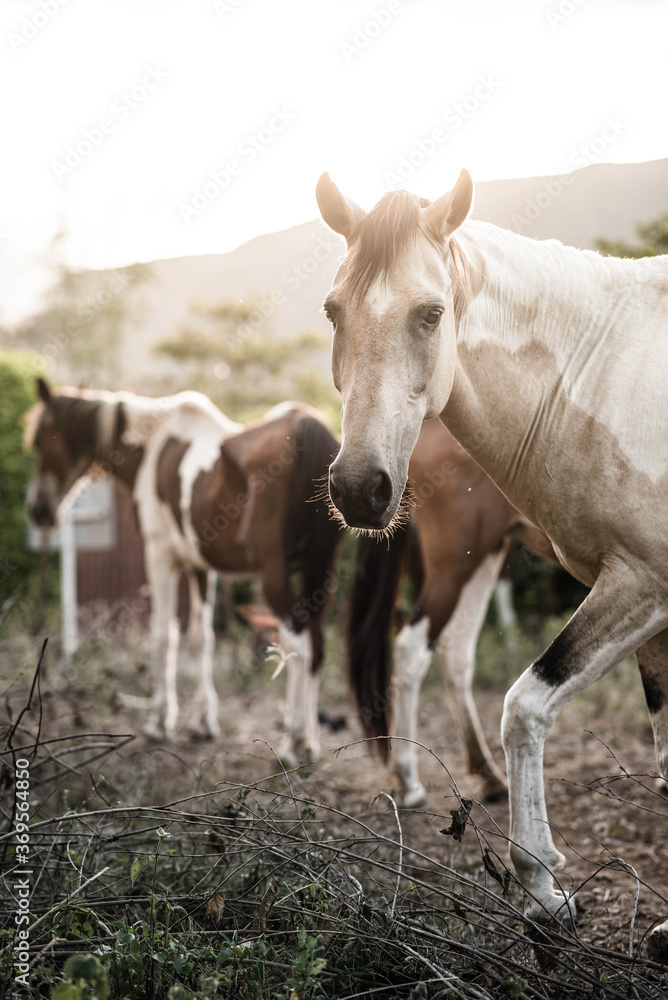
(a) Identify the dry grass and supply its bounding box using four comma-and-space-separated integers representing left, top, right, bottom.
2, 639, 668, 999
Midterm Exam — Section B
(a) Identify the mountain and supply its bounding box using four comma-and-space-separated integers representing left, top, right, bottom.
14, 158, 668, 387
471, 157, 668, 249
117, 218, 346, 381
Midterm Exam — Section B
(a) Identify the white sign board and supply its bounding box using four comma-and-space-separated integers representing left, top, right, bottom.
27, 477, 116, 552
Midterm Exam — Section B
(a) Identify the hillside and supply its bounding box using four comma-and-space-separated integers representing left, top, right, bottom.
11, 158, 668, 388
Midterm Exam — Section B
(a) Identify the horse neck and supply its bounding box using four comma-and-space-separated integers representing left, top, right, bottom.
51, 393, 140, 489
53, 393, 116, 465
110, 439, 145, 490
456, 220, 642, 355
101, 392, 176, 489
443, 221, 660, 496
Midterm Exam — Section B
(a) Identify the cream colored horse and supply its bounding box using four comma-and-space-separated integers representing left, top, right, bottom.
316, 169, 668, 960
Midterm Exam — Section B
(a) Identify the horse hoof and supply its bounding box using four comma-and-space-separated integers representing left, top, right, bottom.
189, 729, 214, 741
402, 790, 430, 810
526, 896, 575, 972
187, 720, 219, 741
277, 740, 299, 769
647, 923, 668, 964
527, 893, 576, 930
654, 777, 668, 796
278, 738, 319, 770
525, 895, 576, 970
143, 717, 178, 742
143, 724, 168, 743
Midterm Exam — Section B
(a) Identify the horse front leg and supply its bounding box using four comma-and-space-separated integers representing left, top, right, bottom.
186, 570, 220, 739
438, 546, 509, 802
501, 568, 666, 936
144, 545, 180, 741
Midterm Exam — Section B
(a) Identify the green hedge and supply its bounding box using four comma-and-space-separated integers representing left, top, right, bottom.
0, 350, 39, 610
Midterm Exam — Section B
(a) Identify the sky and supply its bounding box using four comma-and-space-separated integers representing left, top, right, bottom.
1, 0, 667, 320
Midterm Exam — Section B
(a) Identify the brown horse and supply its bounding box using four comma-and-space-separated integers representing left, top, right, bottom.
349, 417, 556, 806
26, 381, 341, 757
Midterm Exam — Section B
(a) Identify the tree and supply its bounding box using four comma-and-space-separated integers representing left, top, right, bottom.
153, 298, 339, 424
596, 214, 668, 259
12, 232, 150, 386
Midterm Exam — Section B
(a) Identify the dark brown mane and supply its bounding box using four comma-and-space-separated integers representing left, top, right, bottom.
345, 189, 468, 301
41, 395, 125, 462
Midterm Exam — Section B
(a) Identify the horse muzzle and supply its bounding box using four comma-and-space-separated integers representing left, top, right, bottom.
328, 461, 397, 530
28, 498, 57, 528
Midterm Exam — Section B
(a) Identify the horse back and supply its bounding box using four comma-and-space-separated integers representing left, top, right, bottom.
224, 404, 340, 559
190, 404, 341, 581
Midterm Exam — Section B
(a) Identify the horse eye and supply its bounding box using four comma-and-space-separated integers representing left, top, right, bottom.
422, 308, 443, 327
325, 309, 335, 324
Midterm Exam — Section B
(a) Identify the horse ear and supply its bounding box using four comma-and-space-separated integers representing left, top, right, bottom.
316, 173, 365, 242
424, 169, 474, 239
37, 378, 52, 404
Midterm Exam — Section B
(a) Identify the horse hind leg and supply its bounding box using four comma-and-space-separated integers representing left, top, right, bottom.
185, 570, 220, 740
636, 629, 668, 963
493, 572, 518, 655
438, 546, 509, 802
390, 617, 433, 808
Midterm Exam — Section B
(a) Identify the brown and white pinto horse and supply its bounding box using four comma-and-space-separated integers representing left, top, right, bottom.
26, 380, 341, 758
317, 170, 668, 958
349, 417, 556, 807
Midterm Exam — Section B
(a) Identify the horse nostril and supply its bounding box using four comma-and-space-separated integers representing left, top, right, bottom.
364, 470, 393, 514
328, 469, 344, 512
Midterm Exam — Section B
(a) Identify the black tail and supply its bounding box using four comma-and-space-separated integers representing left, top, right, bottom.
285, 412, 342, 672
348, 523, 414, 760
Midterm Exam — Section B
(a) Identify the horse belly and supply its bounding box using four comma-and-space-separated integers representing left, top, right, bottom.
516, 447, 668, 590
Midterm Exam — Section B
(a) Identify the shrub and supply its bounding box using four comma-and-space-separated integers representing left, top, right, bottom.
0, 350, 39, 613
